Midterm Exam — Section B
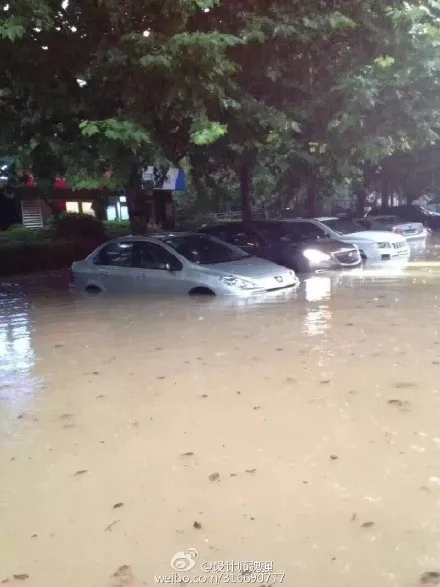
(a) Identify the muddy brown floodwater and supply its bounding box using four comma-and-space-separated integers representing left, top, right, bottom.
3, 251, 440, 587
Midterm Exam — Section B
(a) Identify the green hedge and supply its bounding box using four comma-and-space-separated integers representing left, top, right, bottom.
105, 220, 131, 237
0, 218, 131, 243
0, 215, 174, 276
49, 212, 108, 241
0, 225, 51, 244
0, 239, 101, 276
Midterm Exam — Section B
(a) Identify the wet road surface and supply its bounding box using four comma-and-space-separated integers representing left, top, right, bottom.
2, 244, 440, 587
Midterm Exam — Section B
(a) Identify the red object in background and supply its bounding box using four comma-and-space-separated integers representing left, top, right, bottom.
54, 200, 66, 212
25, 172, 112, 189
25, 174, 70, 189
54, 178, 69, 189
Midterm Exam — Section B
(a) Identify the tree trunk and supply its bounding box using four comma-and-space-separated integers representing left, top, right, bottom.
191, 167, 206, 208
126, 165, 150, 234
381, 176, 390, 210
355, 187, 366, 216
306, 179, 317, 217
239, 151, 255, 223
91, 195, 108, 221
355, 165, 376, 216
203, 173, 221, 212
153, 191, 175, 229
38, 183, 59, 217
126, 188, 150, 234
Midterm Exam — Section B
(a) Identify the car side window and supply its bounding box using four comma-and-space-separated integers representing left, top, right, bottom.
93, 242, 134, 267
295, 222, 328, 239
133, 242, 182, 270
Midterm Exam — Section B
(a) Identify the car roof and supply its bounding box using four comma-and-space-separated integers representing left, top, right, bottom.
202, 220, 291, 229
201, 222, 242, 229
276, 218, 309, 222
114, 232, 201, 243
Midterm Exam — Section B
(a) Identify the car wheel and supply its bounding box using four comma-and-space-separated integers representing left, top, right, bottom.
189, 287, 215, 296
85, 285, 102, 294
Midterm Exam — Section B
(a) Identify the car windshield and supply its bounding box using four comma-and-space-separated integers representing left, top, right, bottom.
162, 234, 251, 265
378, 216, 401, 223
321, 219, 364, 234
256, 223, 296, 241
373, 216, 401, 226
420, 206, 440, 216
258, 222, 328, 241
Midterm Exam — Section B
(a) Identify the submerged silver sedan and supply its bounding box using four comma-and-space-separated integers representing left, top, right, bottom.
71, 233, 300, 295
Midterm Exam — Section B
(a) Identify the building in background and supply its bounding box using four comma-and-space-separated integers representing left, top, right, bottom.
0, 159, 185, 229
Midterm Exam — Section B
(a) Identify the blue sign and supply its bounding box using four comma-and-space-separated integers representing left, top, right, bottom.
142, 166, 186, 191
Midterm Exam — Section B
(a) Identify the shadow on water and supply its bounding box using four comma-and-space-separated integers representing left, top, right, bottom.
3, 245, 440, 586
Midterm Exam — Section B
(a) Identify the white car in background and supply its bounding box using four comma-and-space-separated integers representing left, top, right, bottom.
354, 215, 429, 241
283, 218, 410, 261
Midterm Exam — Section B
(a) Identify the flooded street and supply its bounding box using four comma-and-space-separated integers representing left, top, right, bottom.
3, 249, 440, 587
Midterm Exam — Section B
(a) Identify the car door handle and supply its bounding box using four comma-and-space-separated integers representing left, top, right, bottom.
99, 270, 110, 276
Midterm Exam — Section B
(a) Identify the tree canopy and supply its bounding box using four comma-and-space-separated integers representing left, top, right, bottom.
2, 0, 440, 222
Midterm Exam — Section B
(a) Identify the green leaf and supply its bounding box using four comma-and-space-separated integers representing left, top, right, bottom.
0, 18, 25, 41
374, 55, 395, 68
195, 0, 219, 10
327, 118, 341, 131
80, 123, 100, 137
29, 138, 39, 151
190, 120, 227, 145
290, 121, 301, 133
140, 54, 172, 69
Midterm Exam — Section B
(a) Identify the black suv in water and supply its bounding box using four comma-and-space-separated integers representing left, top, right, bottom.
199, 220, 362, 273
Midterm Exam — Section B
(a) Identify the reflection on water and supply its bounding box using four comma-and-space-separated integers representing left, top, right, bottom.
304, 275, 332, 302
302, 276, 332, 336
0, 304, 33, 371
3, 256, 440, 587
0, 299, 38, 420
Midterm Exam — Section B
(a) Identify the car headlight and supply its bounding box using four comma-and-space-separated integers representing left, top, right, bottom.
219, 275, 260, 290
302, 249, 331, 263
375, 242, 391, 248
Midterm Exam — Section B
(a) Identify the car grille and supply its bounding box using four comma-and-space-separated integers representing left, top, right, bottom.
393, 241, 407, 250
333, 249, 361, 265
